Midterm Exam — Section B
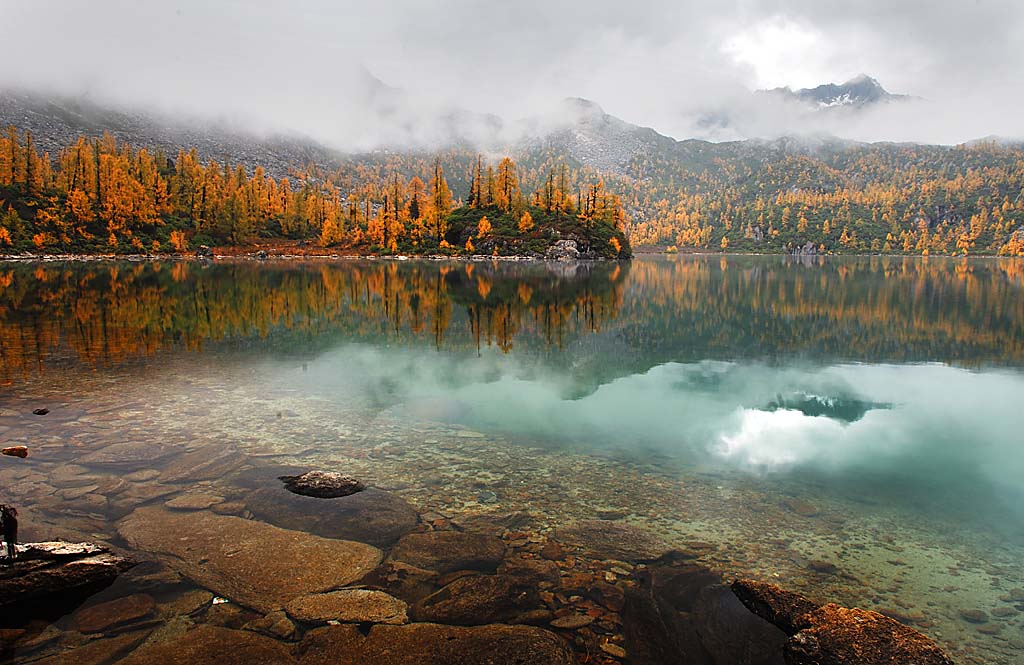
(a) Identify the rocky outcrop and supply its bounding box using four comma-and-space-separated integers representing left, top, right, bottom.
117, 507, 381, 613
297, 622, 575, 665
0, 542, 134, 620
545, 239, 580, 261
731, 579, 955, 665
278, 470, 365, 498
388, 531, 506, 574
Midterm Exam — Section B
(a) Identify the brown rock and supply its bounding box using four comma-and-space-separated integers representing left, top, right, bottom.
73, 594, 156, 633
731, 579, 819, 635
164, 493, 224, 511
297, 622, 574, 665
79, 442, 173, 468
32, 631, 150, 665
785, 604, 954, 665
0, 542, 134, 615
119, 625, 295, 664
959, 608, 988, 623
2, 446, 28, 458
413, 574, 539, 625
286, 589, 408, 625
246, 486, 417, 548
117, 507, 381, 613
782, 499, 820, 518
731, 580, 954, 665
550, 614, 594, 629
553, 520, 668, 562
389, 531, 505, 574
243, 609, 298, 640
279, 470, 364, 498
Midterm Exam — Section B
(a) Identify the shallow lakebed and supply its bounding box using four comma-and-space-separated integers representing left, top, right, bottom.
1, 255, 1023, 663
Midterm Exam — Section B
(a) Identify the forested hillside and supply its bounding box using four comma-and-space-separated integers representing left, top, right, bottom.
0, 128, 630, 258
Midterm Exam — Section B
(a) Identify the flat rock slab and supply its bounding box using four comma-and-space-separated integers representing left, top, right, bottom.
117, 507, 382, 613
0, 542, 134, 617
286, 589, 408, 625
554, 520, 668, 562
246, 486, 417, 548
119, 625, 295, 664
79, 442, 173, 468
73, 593, 156, 633
164, 493, 225, 511
298, 622, 575, 665
389, 531, 506, 574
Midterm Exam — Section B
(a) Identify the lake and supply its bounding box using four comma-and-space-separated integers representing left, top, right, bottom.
1, 255, 1022, 663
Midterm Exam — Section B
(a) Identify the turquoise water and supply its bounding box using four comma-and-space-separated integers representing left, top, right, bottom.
1, 255, 1023, 662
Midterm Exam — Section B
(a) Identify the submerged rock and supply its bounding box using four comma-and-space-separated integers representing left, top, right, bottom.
622, 559, 786, 665
117, 507, 381, 613
246, 486, 417, 548
389, 531, 506, 574
413, 574, 539, 625
1, 446, 28, 458
286, 589, 408, 625
554, 519, 668, 562
73, 593, 156, 633
731, 579, 954, 665
119, 624, 294, 664
297, 622, 574, 665
79, 442, 173, 468
278, 470, 365, 498
0, 542, 135, 620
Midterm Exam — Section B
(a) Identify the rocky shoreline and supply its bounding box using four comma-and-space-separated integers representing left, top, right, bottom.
0, 462, 956, 665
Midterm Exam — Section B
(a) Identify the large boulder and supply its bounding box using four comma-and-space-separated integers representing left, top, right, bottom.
279, 471, 365, 498
297, 622, 574, 665
246, 486, 417, 548
731, 579, 954, 665
0, 542, 135, 620
117, 507, 381, 613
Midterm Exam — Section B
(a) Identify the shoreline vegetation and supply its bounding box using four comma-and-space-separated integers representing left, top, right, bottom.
1, 126, 1022, 260
0, 128, 630, 260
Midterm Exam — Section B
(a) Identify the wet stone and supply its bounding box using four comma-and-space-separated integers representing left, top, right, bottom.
118, 624, 296, 664
279, 470, 365, 498
389, 531, 506, 574
243, 610, 298, 640
164, 493, 224, 511
960, 609, 988, 623
73, 594, 156, 633
79, 442, 173, 468
413, 573, 539, 625
554, 520, 669, 562
246, 486, 417, 548
117, 507, 382, 613
550, 614, 594, 629
286, 589, 408, 625
297, 622, 575, 665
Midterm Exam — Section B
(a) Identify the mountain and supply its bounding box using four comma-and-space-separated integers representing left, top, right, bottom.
761, 74, 913, 110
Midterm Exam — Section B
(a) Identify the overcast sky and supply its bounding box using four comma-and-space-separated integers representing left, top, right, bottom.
2, 0, 1022, 146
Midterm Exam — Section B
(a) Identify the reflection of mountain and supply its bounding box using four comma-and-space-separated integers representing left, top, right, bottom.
0, 257, 1021, 384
